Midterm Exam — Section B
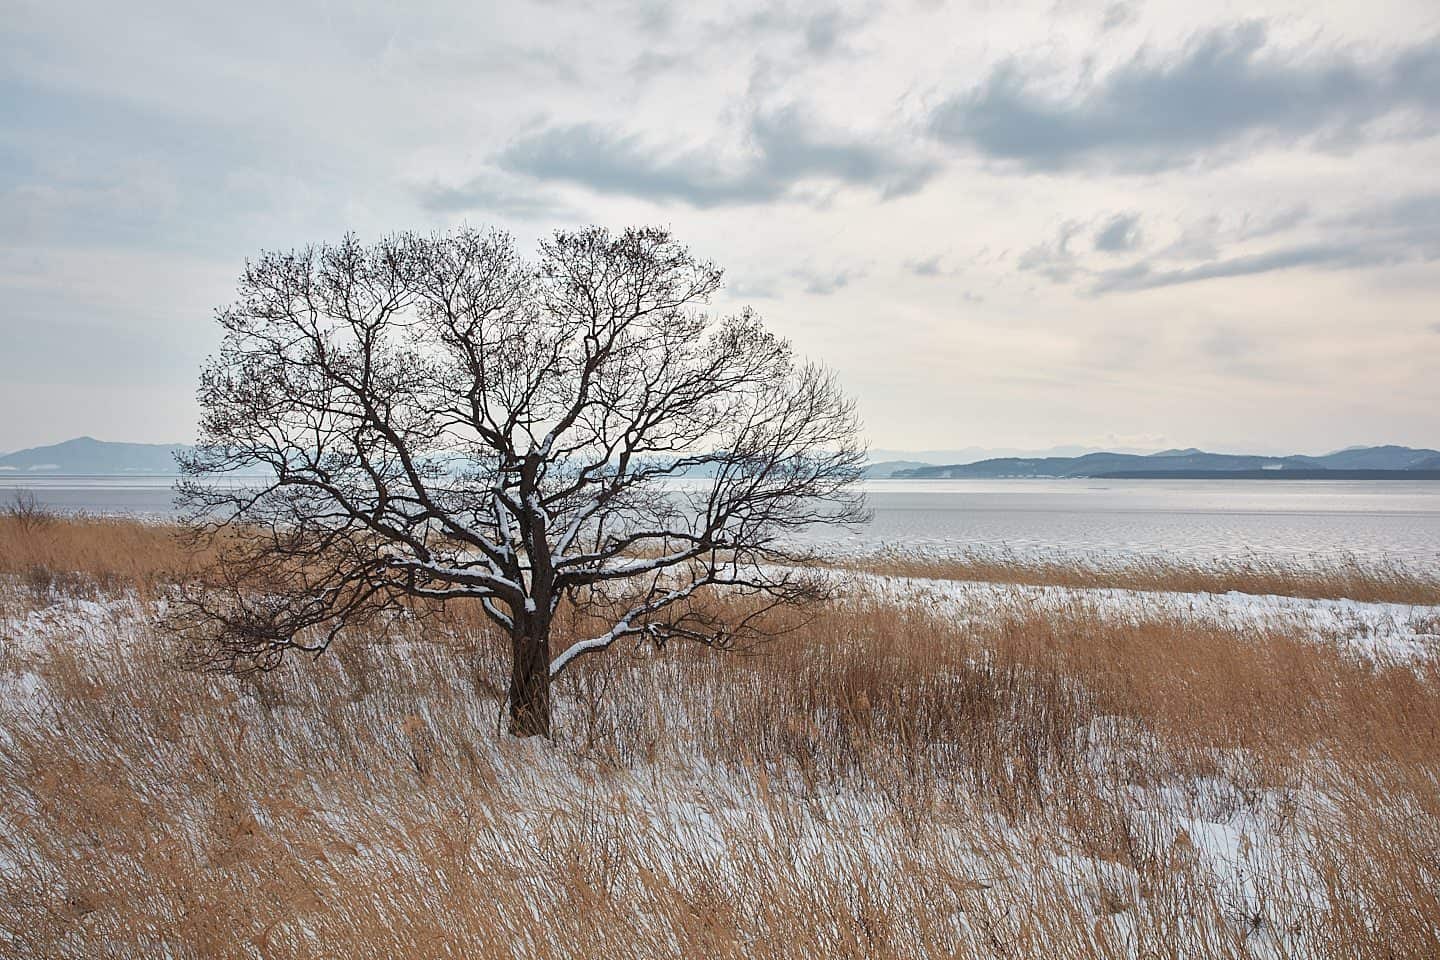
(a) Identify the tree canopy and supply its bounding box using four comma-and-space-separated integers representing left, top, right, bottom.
176, 226, 866, 736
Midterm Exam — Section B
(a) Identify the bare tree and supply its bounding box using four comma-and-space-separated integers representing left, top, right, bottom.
5, 489, 57, 533
175, 226, 865, 737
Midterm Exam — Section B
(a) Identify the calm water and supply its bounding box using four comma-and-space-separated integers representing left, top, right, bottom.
797, 479, 1440, 569
3, 475, 1439, 569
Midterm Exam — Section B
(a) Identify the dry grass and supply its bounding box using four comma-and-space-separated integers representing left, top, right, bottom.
0, 512, 212, 600
1, 518, 1438, 957
838, 548, 1440, 606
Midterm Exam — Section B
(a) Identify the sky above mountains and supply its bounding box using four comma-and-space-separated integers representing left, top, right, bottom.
3, 0, 1437, 453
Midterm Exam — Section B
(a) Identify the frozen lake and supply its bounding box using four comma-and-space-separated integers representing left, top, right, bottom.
2, 475, 1438, 569
798, 478, 1440, 570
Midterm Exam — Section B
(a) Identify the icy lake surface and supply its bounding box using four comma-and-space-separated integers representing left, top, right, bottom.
2, 475, 1438, 569
803, 479, 1440, 568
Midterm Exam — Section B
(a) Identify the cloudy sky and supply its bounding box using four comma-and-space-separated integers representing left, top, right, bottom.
3, 0, 1438, 455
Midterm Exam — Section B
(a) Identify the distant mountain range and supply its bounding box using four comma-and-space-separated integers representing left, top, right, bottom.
890, 445, 1440, 479
862, 460, 933, 478
865, 444, 1158, 464
3, 437, 1437, 480
0, 437, 186, 474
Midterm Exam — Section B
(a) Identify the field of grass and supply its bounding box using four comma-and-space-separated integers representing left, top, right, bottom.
834, 547, 1440, 606
1, 516, 1438, 957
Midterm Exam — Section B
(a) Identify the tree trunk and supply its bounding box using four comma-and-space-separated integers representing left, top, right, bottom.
508, 615, 551, 738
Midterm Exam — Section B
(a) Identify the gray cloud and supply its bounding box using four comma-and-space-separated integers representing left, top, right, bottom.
414, 177, 574, 219
805, 10, 846, 55
1091, 192, 1440, 293
929, 22, 1440, 171
1151, 205, 1309, 261
906, 255, 944, 276
626, 5, 873, 81
723, 261, 869, 298
498, 107, 938, 207
628, 49, 685, 79
799, 6, 877, 58
631, 0, 675, 34
795, 265, 865, 295
1017, 222, 1084, 282
1094, 213, 1142, 252
904, 254, 973, 279
735, 5, 873, 54
1091, 244, 1380, 293
1100, 2, 1138, 32
1341, 192, 1440, 257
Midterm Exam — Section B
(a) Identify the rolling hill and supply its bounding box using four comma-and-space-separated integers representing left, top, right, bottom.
893, 445, 1440, 479
0, 437, 185, 474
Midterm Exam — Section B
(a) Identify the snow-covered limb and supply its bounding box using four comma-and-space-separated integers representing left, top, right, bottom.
384, 558, 523, 596
548, 631, 618, 678
551, 490, 605, 561
548, 561, 820, 678
482, 597, 515, 631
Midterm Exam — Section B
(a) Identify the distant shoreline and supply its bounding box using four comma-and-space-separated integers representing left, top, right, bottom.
1092, 469, 1440, 480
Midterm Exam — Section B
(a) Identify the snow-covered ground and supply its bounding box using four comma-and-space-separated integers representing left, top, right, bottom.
4, 569, 1437, 712
2, 573, 1436, 956
7, 568, 1438, 656
846, 570, 1440, 664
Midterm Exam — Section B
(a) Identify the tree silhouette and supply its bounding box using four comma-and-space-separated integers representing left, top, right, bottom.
177, 226, 865, 737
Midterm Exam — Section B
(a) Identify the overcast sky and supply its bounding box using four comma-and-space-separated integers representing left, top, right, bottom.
3, 0, 1438, 455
